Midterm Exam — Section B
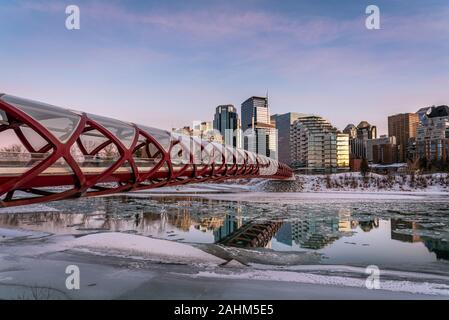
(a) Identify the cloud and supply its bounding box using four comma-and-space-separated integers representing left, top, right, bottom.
18, 0, 65, 12
7, 0, 449, 131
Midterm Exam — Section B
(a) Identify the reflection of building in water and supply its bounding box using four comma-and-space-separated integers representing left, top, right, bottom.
197, 217, 224, 232
276, 222, 292, 246
338, 208, 353, 232
280, 212, 378, 250
423, 238, 449, 261
390, 219, 421, 243
358, 219, 380, 232
390, 219, 449, 261
213, 213, 243, 242
167, 209, 192, 232
291, 217, 340, 250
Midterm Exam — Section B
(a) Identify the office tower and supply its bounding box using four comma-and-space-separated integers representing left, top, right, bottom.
388, 113, 419, 162
368, 135, 398, 164
356, 121, 377, 140
271, 112, 306, 166
343, 124, 357, 139
344, 121, 377, 160
244, 124, 278, 160
416, 106, 433, 126
416, 105, 449, 161
290, 115, 348, 173
213, 105, 240, 148
241, 96, 270, 130
241, 96, 277, 159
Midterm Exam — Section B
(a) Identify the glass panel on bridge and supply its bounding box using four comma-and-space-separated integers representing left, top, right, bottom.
20, 126, 49, 151
258, 155, 270, 166
0, 123, 53, 177
1, 95, 81, 143
224, 145, 235, 165
170, 133, 190, 166
0, 110, 8, 125
201, 141, 214, 165
78, 129, 109, 154
246, 151, 256, 165
138, 125, 172, 152
132, 134, 163, 173
191, 137, 203, 165
235, 149, 245, 165
89, 114, 136, 149
211, 142, 224, 164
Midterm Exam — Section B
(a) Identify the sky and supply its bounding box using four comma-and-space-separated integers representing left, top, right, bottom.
1, 0, 448, 135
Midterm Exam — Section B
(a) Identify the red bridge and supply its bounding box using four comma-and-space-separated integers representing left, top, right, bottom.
0, 94, 292, 207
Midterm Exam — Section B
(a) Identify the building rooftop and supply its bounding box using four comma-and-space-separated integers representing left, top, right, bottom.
428, 105, 449, 118
357, 121, 374, 128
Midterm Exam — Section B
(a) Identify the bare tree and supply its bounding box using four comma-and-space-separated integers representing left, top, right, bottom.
0, 144, 24, 153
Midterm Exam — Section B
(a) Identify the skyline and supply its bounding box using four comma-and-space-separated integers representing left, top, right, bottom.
1, 0, 449, 135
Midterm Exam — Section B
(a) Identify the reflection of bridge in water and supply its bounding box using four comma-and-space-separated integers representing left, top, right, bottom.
217, 220, 284, 248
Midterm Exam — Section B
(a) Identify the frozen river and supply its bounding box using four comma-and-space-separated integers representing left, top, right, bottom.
1, 190, 449, 299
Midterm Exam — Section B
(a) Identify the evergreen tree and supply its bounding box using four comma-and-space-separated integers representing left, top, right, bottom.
360, 158, 370, 177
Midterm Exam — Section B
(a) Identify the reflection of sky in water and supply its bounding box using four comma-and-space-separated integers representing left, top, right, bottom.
275, 220, 439, 266
0, 195, 448, 269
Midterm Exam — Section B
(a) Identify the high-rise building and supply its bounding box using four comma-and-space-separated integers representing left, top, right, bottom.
416, 106, 433, 126
271, 113, 306, 166
343, 124, 357, 139
290, 115, 348, 173
241, 96, 277, 159
336, 133, 350, 170
368, 135, 398, 164
356, 121, 377, 140
213, 105, 240, 148
241, 96, 270, 130
416, 105, 449, 161
344, 121, 377, 160
388, 113, 419, 162
243, 124, 278, 160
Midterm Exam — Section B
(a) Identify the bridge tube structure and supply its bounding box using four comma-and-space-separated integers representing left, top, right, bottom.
0, 94, 292, 207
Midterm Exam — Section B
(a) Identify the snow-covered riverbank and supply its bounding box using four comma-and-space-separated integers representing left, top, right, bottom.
1, 230, 449, 299
125, 173, 449, 197
256, 173, 449, 193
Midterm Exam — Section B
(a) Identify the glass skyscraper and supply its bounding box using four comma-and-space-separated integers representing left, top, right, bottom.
213, 105, 240, 148
241, 96, 270, 131
241, 96, 277, 159
272, 112, 307, 166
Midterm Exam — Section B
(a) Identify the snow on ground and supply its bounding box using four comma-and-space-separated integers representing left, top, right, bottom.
126, 173, 449, 198
256, 172, 449, 193
197, 191, 433, 203
0, 203, 59, 214
66, 232, 225, 265
0, 227, 50, 242
132, 182, 256, 194
121, 173, 449, 203
191, 269, 449, 296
